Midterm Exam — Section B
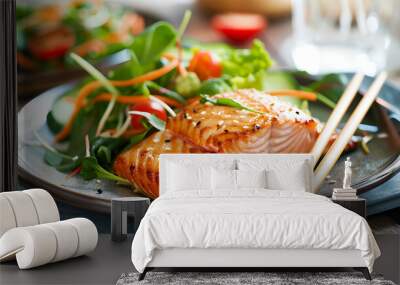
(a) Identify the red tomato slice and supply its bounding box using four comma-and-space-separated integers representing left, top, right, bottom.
129, 100, 167, 129
28, 26, 75, 60
212, 13, 267, 43
188, 50, 222, 81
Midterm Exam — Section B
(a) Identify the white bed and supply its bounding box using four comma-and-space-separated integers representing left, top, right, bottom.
131, 154, 380, 280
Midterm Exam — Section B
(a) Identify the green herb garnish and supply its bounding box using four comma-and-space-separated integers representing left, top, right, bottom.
128, 111, 166, 131
80, 156, 129, 184
200, 95, 263, 114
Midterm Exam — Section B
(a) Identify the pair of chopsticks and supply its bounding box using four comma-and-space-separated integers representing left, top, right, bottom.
312, 71, 388, 193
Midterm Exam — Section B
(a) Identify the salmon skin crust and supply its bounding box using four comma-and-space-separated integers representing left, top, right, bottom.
113, 130, 206, 198
114, 89, 320, 198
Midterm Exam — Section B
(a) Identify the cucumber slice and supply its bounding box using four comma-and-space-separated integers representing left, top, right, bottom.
264, 72, 297, 90
263, 72, 302, 108
47, 95, 75, 134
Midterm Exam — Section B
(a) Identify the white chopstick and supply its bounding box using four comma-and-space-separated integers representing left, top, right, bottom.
311, 72, 364, 167
313, 72, 388, 193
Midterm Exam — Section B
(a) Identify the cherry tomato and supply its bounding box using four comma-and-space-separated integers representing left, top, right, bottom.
212, 13, 267, 43
28, 26, 75, 60
129, 100, 167, 129
188, 50, 222, 81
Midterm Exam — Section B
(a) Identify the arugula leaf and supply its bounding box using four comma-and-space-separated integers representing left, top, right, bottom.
36, 131, 80, 171
91, 136, 129, 167
108, 22, 177, 80
154, 58, 177, 87
147, 81, 186, 104
57, 159, 82, 173
200, 95, 263, 114
97, 146, 112, 164
131, 21, 177, 66
129, 130, 149, 145
108, 50, 142, 80
43, 150, 81, 173
128, 111, 166, 131
80, 156, 129, 184
66, 105, 105, 157
198, 77, 232, 96
122, 129, 151, 151
307, 74, 348, 103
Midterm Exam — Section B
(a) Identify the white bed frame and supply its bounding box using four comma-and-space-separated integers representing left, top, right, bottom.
140, 154, 371, 280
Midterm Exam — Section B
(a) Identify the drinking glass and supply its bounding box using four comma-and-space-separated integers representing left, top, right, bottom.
290, 0, 400, 75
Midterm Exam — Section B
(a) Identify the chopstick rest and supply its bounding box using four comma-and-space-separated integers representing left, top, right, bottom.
0, 218, 98, 269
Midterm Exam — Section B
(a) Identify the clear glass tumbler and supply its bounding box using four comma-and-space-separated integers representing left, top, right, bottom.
290, 0, 399, 75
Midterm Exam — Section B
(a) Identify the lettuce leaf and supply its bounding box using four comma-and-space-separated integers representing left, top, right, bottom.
221, 40, 272, 90
109, 21, 177, 80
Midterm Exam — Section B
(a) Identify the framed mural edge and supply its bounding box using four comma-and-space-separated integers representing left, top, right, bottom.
0, 0, 17, 193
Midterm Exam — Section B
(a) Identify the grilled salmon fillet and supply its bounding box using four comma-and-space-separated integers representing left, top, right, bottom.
113, 130, 206, 198
168, 89, 319, 153
114, 89, 320, 198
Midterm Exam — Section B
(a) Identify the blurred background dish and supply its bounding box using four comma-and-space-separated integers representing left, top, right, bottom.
17, 0, 159, 98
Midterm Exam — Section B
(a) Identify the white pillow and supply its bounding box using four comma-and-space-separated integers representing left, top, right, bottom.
212, 168, 237, 190
167, 163, 212, 191
237, 158, 312, 192
236, 169, 267, 189
266, 162, 309, 191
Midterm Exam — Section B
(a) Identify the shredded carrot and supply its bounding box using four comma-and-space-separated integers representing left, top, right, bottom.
92, 94, 149, 105
54, 81, 102, 142
152, 95, 182, 107
54, 59, 178, 142
92, 93, 182, 108
268, 90, 317, 101
111, 59, 178, 87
